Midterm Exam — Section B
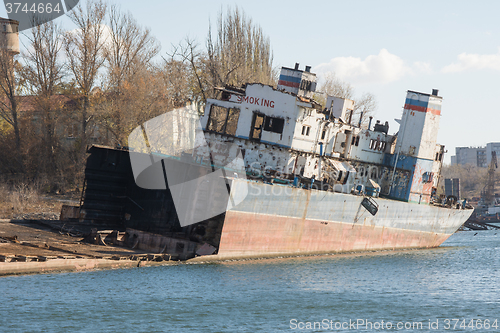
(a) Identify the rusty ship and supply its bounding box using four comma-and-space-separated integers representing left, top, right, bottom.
77, 63, 473, 260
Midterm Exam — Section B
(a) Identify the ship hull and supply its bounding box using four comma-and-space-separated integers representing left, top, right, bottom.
216, 179, 472, 258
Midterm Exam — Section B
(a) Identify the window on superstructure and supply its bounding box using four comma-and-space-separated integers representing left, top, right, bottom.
225, 108, 240, 135
422, 172, 434, 183
300, 80, 312, 91
250, 113, 265, 140
346, 110, 353, 124
355, 136, 360, 146
3, 25, 6, 32
302, 125, 311, 136
321, 129, 326, 140
207, 105, 240, 136
264, 116, 285, 134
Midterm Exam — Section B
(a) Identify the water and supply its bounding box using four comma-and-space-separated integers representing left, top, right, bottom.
1, 231, 499, 332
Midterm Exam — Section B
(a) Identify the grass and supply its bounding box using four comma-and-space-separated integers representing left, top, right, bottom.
0, 182, 70, 220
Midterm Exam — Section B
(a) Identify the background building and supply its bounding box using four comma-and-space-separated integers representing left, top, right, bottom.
486, 142, 500, 165
451, 143, 500, 167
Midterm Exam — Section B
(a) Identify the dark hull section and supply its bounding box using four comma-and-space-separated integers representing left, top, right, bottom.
80, 146, 224, 249
81, 146, 179, 233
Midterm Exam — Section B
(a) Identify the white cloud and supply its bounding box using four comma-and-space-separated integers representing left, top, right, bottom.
314, 49, 426, 86
442, 48, 500, 73
413, 61, 433, 75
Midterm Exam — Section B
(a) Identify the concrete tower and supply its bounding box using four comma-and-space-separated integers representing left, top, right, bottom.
0, 17, 20, 55
395, 89, 442, 160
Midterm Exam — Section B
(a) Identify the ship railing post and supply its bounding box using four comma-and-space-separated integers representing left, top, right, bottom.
318, 142, 323, 190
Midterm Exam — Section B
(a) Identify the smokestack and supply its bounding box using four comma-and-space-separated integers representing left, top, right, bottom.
432, 89, 439, 96
294, 63, 299, 70
305, 66, 311, 72
368, 116, 373, 131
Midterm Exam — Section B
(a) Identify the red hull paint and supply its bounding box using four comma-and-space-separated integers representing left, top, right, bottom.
217, 211, 450, 257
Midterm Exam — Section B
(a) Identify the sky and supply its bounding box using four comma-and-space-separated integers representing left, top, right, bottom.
2, 0, 499, 164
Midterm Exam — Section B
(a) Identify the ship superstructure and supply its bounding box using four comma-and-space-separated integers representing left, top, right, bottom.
198, 64, 445, 206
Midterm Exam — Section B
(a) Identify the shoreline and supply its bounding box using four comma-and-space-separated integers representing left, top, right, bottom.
0, 218, 182, 277
0, 256, 179, 277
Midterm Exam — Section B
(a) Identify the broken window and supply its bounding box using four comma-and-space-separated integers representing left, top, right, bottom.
207, 105, 240, 136
422, 172, 434, 183
225, 108, 240, 135
300, 80, 312, 91
263, 116, 285, 134
346, 110, 353, 124
250, 113, 265, 140
208, 105, 227, 132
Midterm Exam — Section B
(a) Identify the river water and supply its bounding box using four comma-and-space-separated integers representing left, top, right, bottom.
1, 231, 499, 332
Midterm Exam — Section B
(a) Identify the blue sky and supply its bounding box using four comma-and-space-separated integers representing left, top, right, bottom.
2, 0, 499, 164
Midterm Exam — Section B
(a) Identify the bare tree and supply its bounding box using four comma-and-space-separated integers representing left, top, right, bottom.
319, 72, 354, 100
162, 55, 193, 108
101, 4, 161, 145
0, 49, 23, 173
354, 92, 377, 128
104, 4, 160, 92
22, 20, 65, 172
319, 72, 377, 128
64, 0, 107, 154
166, 38, 208, 104
206, 6, 275, 89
